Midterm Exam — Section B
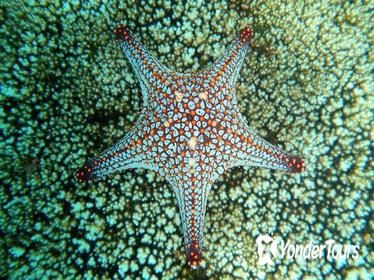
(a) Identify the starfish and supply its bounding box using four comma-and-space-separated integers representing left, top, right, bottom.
76, 25, 305, 269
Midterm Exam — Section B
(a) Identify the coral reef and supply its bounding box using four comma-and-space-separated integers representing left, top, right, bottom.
0, 0, 372, 279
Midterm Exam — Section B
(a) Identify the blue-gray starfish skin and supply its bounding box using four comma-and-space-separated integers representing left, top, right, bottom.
76, 26, 305, 268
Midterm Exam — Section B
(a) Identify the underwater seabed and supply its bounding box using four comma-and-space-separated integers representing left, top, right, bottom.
0, 0, 372, 279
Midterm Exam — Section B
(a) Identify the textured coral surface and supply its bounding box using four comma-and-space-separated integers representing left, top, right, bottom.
0, 0, 372, 279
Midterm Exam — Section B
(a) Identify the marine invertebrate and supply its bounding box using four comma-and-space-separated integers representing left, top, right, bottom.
76, 25, 305, 268
0, 0, 372, 279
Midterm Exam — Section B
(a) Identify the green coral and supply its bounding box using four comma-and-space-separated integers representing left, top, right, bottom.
0, 0, 372, 279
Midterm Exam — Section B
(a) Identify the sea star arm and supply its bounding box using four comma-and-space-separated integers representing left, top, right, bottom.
114, 25, 171, 108
76, 116, 158, 181
207, 27, 253, 91
168, 178, 212, 269
234, 127, 305, 173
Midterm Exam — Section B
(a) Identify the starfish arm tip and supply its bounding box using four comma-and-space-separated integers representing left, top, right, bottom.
113, 24, 131, 42
186, 241, 202, 269
239, 26, 254, 42
285, 155, 306, 173
75, 159, 97, 182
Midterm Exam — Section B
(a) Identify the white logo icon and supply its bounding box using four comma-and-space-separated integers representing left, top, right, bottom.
256, 235, 277, 265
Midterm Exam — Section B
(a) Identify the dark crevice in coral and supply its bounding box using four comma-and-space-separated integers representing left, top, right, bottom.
86, 109, 121, 125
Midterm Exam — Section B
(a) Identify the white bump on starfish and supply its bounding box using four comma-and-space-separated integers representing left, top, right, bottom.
189, 157, 196, 166
188, 136, 198, 150
199, 91, 208, 100
175, 91, 183, 102
164, 119, 171, 127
